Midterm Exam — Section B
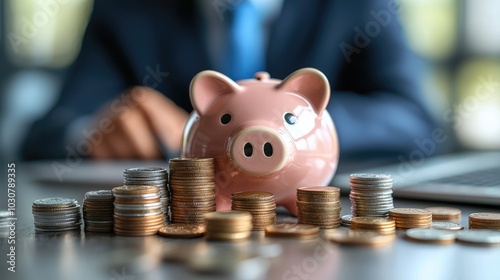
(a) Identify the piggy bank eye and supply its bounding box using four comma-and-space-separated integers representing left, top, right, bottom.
284, 113, 297, 125
220, 113, 232, 125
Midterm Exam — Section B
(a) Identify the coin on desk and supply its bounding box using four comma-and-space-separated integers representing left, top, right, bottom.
457, 230, 500, 246
324, 229, 395, 247
431, 222, 464, 231
265, 223, 320, 238
469, 212, 500, 230
158, 224, 206, 238
405, 228, 457, 244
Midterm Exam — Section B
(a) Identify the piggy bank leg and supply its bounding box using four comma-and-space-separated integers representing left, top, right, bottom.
216, 195, 232, 211
281, 194, 299, 217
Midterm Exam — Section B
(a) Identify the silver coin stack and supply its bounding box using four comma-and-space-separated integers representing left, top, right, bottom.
82, 190, 114, 233
124, 167, 169, 222
32, 197, 82, 232
349, 174, 394, 217
0, 210, 16, 237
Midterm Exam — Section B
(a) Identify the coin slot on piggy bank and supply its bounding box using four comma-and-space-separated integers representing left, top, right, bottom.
182, 68, 339, 216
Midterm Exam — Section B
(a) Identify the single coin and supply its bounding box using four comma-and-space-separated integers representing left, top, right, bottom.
405, 228, 457, 244
389, 208, 432, 217
469, 212, 500, 222
112, 185, 159, 195
265, 223, 320, 238
85, 190, 114, 200
33, 197, 77, 207
325, 230, 395, 247
231, 191, 274, 201
158, 224, 206, 238
425, 207, 461, 219
457, 230, 500, 246
431, 222, 464, 231
349, 173, 392, 180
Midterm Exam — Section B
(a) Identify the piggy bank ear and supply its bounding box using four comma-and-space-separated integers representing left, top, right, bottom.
276, 68, 330, 115
190, 70, 241, 115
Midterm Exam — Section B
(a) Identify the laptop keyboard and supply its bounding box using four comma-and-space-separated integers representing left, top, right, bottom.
429, 167, 500, 187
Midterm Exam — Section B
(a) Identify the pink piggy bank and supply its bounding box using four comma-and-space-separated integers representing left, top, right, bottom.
181, 68, 338, 216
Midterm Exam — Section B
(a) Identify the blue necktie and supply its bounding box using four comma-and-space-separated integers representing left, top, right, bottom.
226, 1, 265, 81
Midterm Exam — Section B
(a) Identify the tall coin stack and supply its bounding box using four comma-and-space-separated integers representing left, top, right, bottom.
296, 186, 341, 229
82, 190, 114, 233
32, 197, 82, 232
389, 208, 432, 230
231, 191, 276, 230
349, 174, 394, 217
204, 211, 253, 241
124, 167, 169, 222
112, 185, 164, 236
169, 158, 216, 224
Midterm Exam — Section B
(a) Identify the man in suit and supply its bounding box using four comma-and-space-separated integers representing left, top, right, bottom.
22, 0, 437, 163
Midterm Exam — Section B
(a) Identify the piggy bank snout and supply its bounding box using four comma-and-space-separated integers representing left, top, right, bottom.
230, 126, 289, 175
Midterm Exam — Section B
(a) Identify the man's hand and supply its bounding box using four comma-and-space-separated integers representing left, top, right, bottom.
89, 87, 189, 159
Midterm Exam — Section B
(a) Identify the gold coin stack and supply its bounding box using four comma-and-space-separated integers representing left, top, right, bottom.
112, 185, 164, 236
82, 190, 114, 233
204, 211, 252, 241
350, 217, 396, 235
389, 208, 432, 230
231, 191, 276, 230
169, 158, 216, 224
425, 207, 462, 222
296, 186, 341, 229
469, 212, 500, 230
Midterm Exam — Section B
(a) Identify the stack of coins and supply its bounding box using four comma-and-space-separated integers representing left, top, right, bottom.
231, 191, 276, 230
296, 186, 341, 229
112, 185, 164, 236
169, 158, 216, 224
82, 190, 114, 233
341, 215, 353, 227
265, 223, 320, 239
389, 208, 432, 230
469, 212, 500, 230
349, 174, 394, 217
32, 198, 82, 232
204, 211, 252, 241
425, 207, 461, 222
350, 217, 396, 235
124, 167, 169, 222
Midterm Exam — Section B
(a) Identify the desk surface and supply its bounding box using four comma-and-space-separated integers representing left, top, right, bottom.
1, 161, 499, 280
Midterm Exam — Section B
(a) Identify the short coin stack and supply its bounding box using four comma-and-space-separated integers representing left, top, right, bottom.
231, 191, 276, 230
112, 185, 164, 236
469, 212, 500, 230
389, 208, 432, 230
82, 190, 114, 233
341, 215, 353, 228
32, 198, 82, 232
349, 174, 394, 217
204, 211, 252, 241
169, 158, 216, 224
124, 167, 169, 222
296, 186, 341, 229
350, 217, 396, 235
425, 207, 462, 222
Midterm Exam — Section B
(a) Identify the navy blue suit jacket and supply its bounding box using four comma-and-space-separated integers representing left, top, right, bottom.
22, 0, 436, 161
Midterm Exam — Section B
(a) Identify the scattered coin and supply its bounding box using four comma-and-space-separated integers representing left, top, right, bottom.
112, 186, 164, 236
324, 229, 395, 247
32, 197, 82, 232
469, 212, 500, 230
349, 174, 394, 217
432, 222, 464, 231
204, 211, 253, 241
424, 207, 462, 222
82, 190, 114, 233
457, 230, 500, 246
170, 158, 216, 224
389, 208, 432, 230
231, 191, 276, 230
158, 224, 206, 238
405, 228, 457, 244
296, 186, 341, 229
265, 223, 320, 238
124, 167, 169, 222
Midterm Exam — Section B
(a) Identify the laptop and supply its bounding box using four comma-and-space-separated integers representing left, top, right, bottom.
332, 151, 500, 206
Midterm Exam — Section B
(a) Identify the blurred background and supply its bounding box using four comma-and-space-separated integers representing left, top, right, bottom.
1, 0, 500, 161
